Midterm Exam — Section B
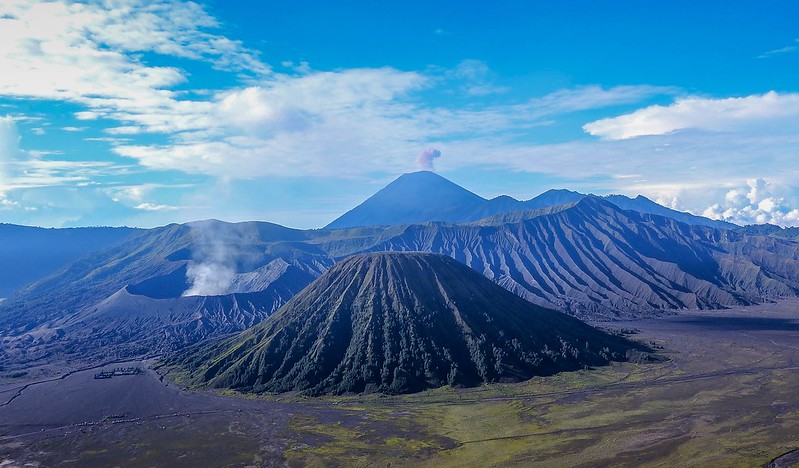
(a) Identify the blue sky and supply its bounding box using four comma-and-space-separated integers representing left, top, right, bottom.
0, 1, 798, 228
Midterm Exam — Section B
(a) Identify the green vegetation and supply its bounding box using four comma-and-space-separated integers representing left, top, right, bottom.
277, 360, 799, 467
278, 310, 799, 467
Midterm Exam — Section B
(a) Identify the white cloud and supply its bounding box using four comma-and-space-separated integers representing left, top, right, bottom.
0, 115, 144, 224
440, 130, 799, 183
2, 1, 794, 229
0, 1, 673, 184
112, 83, 668, 178
215, 68, 426, 136
135, 202, 178, 211
701, 179, 799, 226
0, 0, 264, 139
0, 194, 20, 210
83, 1, 269, 74
758, 39, 798, 59
530, 85, 676, 116
583, 92, 799, 140
84, 136, 131, 143
422, 127, 799, 226
107, 184, 151, 203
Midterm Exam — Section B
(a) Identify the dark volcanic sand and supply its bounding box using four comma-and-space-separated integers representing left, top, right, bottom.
0, 360, 442, 467
0, 362, 244, 435
0, 361, 300, 466
2, 300, 799, 466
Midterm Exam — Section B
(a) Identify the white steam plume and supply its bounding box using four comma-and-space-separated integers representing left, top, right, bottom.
182, 223, 238, 297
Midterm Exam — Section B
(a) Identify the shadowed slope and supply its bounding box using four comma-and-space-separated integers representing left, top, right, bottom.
178, 252, 643, 395
0, 224, 138, 297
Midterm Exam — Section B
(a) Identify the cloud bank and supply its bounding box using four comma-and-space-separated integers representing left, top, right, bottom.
583, 92, 799, 140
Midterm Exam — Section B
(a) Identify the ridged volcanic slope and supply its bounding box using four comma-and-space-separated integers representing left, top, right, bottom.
361, 197, 799, 317
178, 252, 642, 395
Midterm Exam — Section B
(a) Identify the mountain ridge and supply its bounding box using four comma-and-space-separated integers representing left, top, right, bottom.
325, 171, 736, 230
0, 224, 139, 297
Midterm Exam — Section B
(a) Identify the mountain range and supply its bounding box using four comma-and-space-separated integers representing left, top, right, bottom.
1, 171, 798, 369
326, 171, 735, 230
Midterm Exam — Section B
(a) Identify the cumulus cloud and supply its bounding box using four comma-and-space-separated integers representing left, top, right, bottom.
214, 68, 426, 136
416, 148, 442, 171
0, 194, 20, 210
701, 179, 799, 226
583, 92, 799, 140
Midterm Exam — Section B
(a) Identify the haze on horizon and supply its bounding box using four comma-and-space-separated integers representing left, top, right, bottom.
0, 1, 797, 229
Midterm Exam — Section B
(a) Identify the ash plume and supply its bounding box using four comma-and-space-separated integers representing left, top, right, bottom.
416, 148, 441, 171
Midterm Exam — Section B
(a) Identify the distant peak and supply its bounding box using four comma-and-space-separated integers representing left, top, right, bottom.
542, 188, 583, 195
324, 171, 485, 229
394, 170, 449, 183
523, 188, 586, 207
489, 194, 517, 201
381, 171, 480, 196
575, 195, 617, 209
389, 170, 451, 183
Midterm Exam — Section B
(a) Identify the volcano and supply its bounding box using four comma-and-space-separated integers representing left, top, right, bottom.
177, 252, 644, 395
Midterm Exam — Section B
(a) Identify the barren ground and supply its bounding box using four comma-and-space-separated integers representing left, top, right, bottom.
3, 300, 799, 467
